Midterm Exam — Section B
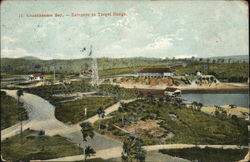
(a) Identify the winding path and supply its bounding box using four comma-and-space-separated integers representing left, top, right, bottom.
46, 144, 248, 161
1, 90, 127, 150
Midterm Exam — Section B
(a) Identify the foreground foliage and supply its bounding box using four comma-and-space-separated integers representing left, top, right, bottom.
122, 136, 146, 162
1, 130, 82, 161
159, 147, 248, 162
0, 91, 28, 130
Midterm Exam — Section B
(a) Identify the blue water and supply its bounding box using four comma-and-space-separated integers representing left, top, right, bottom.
181, 93, 249, 107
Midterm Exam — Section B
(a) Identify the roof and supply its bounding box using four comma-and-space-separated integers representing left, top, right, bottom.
31, 73, 43, 77
138, 68, 174, 73
164, 87, 178, 92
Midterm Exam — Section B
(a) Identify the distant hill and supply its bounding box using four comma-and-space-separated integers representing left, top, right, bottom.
1, 55, 248, 75
19, 56, 40, 60
0, 57, 176, 74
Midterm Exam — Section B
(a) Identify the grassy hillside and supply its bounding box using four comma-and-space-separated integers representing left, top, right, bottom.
1, 57, 174, 75
175, 62, 249, 82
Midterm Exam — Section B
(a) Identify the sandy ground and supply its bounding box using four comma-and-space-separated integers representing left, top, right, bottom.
82, 99, 136, 124
118, 82, 248, 90
201, 105, 249, 119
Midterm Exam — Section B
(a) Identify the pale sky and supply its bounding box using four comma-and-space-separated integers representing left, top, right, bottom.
1, 0, 249, 60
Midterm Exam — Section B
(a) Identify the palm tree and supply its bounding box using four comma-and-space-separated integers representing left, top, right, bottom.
119, 103, 128, 126
137, 91, 144, 100
191, 101, 198, 111
17, 89, 24, 144
122, 136, 146, 162
197, 103, 203, 111
84, 146, 96, 161
80, 122, 95, 161
97, 107, 105, 130
147, 93, 155, 104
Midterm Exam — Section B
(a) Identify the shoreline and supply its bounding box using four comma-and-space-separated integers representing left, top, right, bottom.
180, 87, 249, 94
130, 87, 249, 95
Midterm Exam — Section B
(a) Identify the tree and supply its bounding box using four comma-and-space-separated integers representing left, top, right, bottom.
119, 103, 128, 126
197, 103, 203, 111
80, 122, 95, 161
191, 101, 198, 111
158, 97, 164, 107
17, 89, 24, 144
147, 93, 155, 104
97, 107, 105, 130
191, 56, 195, 62
137, 91, 144, 99
122, 136, 146, 162
84, 146, 96, 161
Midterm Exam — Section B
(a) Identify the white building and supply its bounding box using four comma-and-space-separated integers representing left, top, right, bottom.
164, 87, 181, 96
137, 68, 174, 77
196, 71, 202, 76
29, 73, 45, 81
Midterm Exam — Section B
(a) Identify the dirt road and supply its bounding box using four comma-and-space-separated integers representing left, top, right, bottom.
83, 99, 136, 124
46, 144, 247, 161
1, 90, 121, 150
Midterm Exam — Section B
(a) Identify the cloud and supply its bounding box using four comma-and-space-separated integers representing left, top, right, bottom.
1, 48, 30, 58
1, 1, 248, 59
2, 36, 17, 43
143, 37, 173, 51
175, 55, 197, 59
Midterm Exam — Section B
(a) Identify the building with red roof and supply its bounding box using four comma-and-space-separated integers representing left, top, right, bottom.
137, 68, 174, 77
29, 73, 45, 81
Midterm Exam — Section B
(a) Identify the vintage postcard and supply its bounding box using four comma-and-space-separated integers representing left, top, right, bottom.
1, 0, 249, 161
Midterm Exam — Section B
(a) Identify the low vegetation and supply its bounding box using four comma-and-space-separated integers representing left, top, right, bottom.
0, 91, 28, 130
99, 65, 166, 76
1, 129, 82, 161
98, 84, 137, 100
159, 147, 248, 162
55, 96, 117, 124
24, 80, 94, 103
94, 97, 248, 145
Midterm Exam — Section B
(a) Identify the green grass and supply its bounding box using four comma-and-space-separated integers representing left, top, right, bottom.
55, 96, 117, 123
98, 99, 248, 145
1, 74, 27, 79
99, 65, 167, 76
1, 129, 82, 161
1, 91, 28, 130
159, 147, 248, 162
